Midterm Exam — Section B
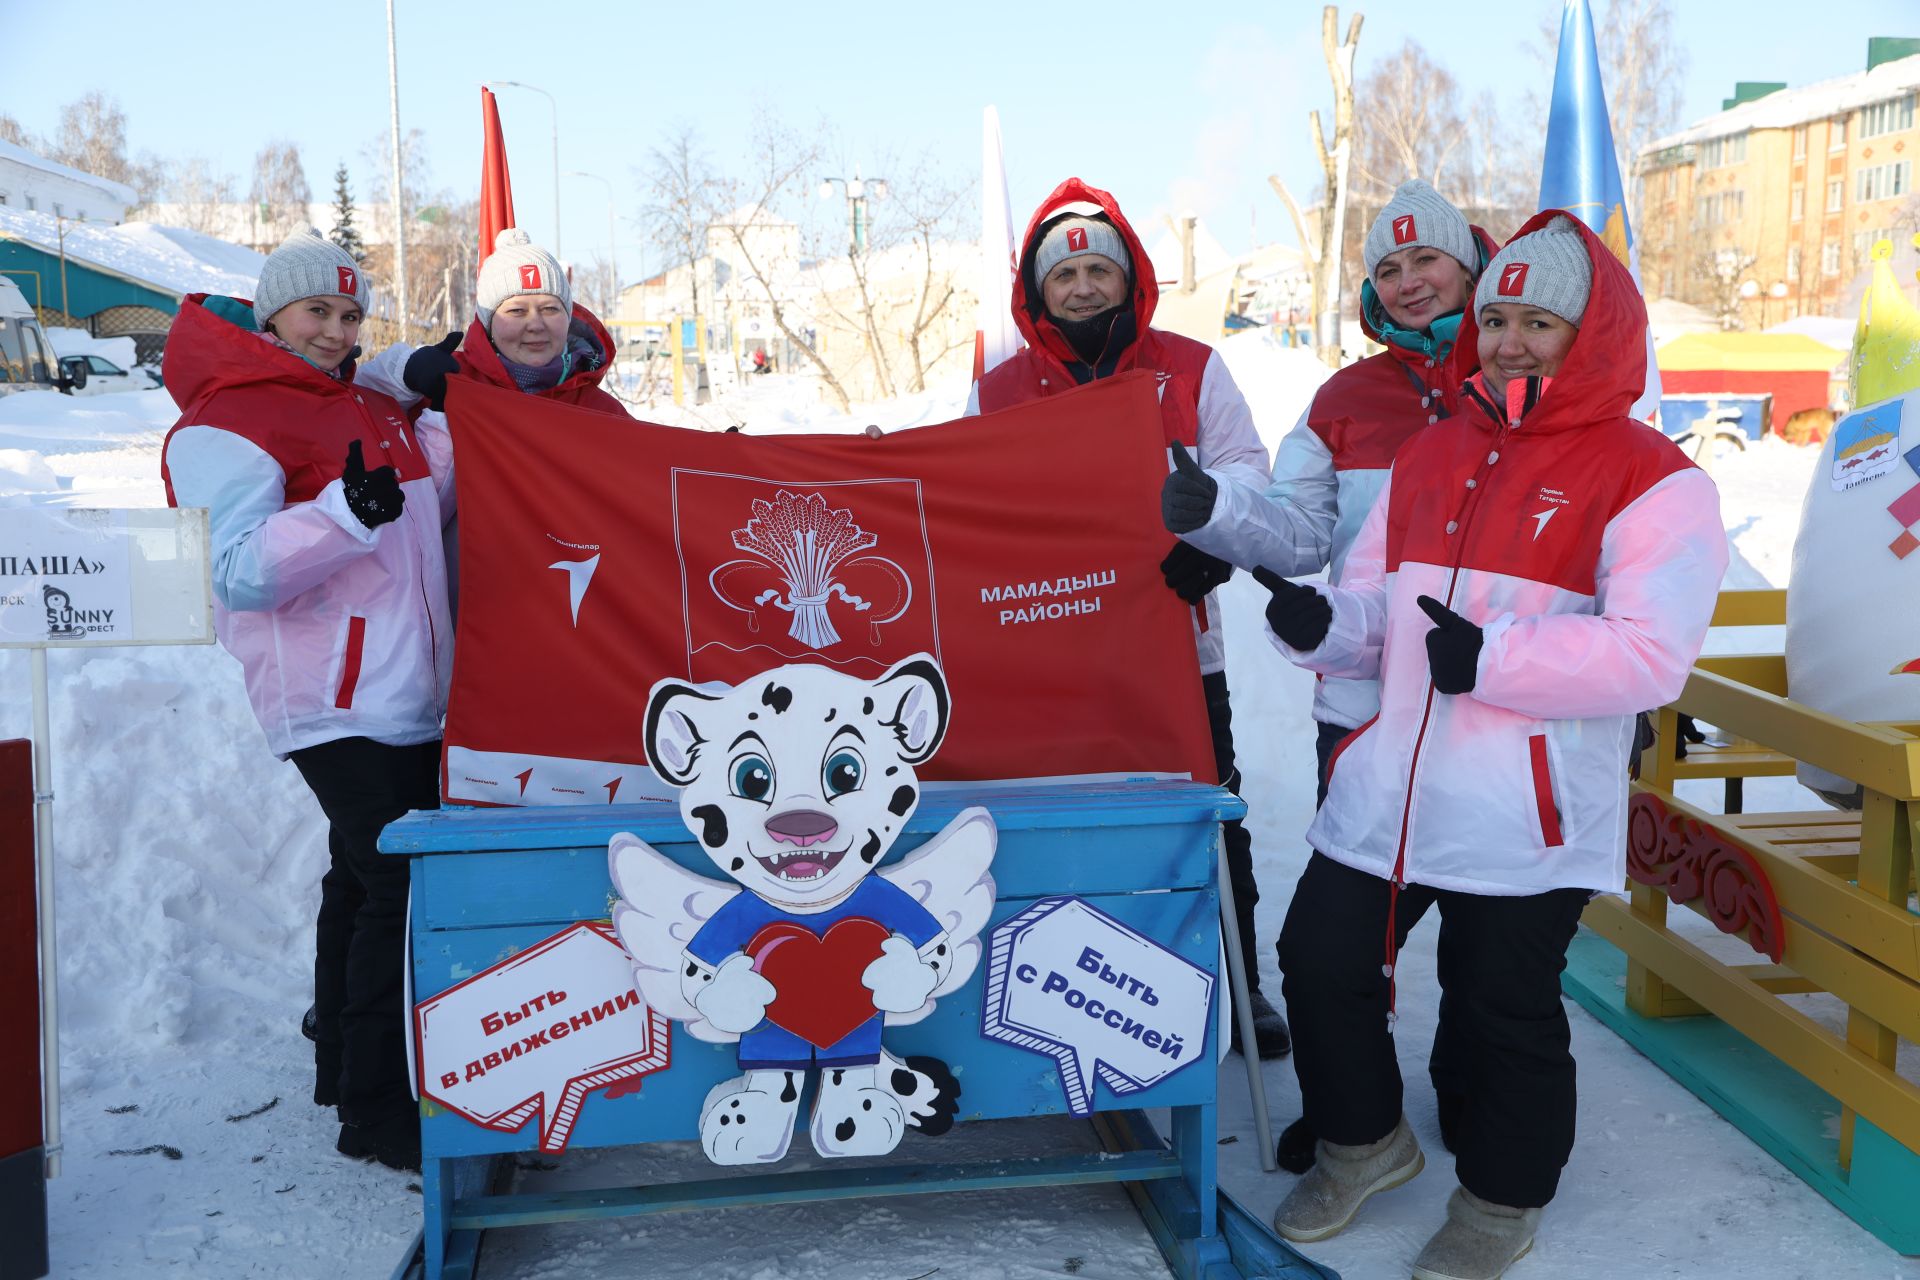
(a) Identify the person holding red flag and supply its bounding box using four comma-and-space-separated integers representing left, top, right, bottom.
1256, 213, 1725, 1278
362, 227, 626, 420
160, 229, 453, 1174
966, 178, 1285, 1059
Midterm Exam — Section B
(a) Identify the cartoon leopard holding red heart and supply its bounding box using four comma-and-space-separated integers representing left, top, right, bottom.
609, 654, 997, 1165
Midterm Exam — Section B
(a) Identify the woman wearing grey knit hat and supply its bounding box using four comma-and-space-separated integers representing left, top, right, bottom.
358, 226, 627, 420
159, 227, 455, 1174
1260, 209, 1726, 1280
1174, 179, 1498, 1156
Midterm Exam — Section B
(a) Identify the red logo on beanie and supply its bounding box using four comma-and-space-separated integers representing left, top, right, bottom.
1066, 227, 1088, 252
1498, 263, 1530, 296
1392, 215, 1417, 244
337, 266, 357, 293
519, 264, 543, 290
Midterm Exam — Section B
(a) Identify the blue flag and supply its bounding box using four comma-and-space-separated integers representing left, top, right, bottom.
1539, 0, 1661, 420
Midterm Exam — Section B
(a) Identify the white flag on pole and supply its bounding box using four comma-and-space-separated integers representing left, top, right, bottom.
975, 105, 1022, 380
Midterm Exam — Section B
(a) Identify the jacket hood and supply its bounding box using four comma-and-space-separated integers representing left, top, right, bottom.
1358, 223, 1501, 350
1010, 177, 1157, 369
460, 303, 616, 396
163, 293, 355, 413
1450, 209, 1646, 433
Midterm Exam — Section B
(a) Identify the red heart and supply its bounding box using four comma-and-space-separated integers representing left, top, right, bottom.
746, 916, 889, 1049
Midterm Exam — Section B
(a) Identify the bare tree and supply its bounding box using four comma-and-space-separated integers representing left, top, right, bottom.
711, 122, 856, 412
639, 125, 718, 319
806, 146, 975, 398
0, 115, 36, 149
251, 141, 312, 245
165, 157, 238, 234
1693, 244, 1758, 330
45, 91, 163, 206
360, 129, 481, 341
1269, 5, 1361, 366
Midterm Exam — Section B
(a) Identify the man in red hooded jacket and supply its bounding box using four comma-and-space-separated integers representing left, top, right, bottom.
967, 178, 1286, 1057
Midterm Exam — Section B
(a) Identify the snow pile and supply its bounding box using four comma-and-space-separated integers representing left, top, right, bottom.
2, 379, 1908, 1278
0, 207, 263, 300
0, 386, 175, 507
1217, 328, 1331, 449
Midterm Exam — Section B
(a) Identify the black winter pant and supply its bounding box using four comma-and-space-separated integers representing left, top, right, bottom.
1203, 670, 1261, 993
291, 736, 442, 1128
1277, 852, 1589, 1208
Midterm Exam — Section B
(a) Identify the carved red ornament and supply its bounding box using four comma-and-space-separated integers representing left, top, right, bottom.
1625, 793, 1785, 961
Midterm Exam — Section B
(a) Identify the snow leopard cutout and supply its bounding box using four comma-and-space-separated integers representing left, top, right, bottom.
609, 654, 996, 1165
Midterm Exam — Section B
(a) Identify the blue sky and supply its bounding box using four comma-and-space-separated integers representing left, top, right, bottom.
8, 0, 1916, 279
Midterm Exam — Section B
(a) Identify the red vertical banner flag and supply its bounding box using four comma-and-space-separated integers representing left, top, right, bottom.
479, 86, 516, 260
440, 371, 1216, 806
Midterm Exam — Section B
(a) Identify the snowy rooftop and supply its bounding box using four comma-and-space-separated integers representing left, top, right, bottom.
0, 138, 137, 207
0, 207, 263, 299
1644, 52, 1920, 152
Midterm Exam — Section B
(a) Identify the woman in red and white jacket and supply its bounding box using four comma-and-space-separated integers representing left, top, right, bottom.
1258, 213, 1727, 1279
162, 230, 452, 1174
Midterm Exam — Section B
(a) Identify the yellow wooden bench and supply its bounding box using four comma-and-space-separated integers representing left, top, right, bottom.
1563, 588, 1920, 1253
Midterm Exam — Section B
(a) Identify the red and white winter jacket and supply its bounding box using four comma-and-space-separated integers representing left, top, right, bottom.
1193, 228, 1498, 727
1279, 213, 1728, 896
161, 294, 454, 759
965, 177, 1271, 675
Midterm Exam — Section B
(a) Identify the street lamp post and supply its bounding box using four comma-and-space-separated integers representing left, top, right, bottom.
816, 169, 888, 256
567, 170, 617, 319
491, 79, 561, 259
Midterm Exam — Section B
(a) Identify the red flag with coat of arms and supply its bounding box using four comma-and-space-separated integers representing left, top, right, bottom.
438, 372, 1215, 806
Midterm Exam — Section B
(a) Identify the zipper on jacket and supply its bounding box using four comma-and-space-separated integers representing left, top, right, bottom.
1379, 375, 1535, 1030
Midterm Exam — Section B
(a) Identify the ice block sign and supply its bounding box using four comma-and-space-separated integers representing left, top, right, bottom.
415, 922, 671, 1152
0, 507, 212, 648
981, 896, 1213, 1116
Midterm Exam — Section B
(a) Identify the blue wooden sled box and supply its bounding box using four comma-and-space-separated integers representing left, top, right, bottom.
382, 778, 1335, 1280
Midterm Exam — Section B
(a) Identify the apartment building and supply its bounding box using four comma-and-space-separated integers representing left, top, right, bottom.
1638, 39, 1920, 330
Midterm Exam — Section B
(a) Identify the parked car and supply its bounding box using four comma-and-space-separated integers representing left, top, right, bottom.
58, 353, 158, 396
0, 277, 84, 396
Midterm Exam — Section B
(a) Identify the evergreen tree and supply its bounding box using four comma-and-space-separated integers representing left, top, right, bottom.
328, 161, 366, 262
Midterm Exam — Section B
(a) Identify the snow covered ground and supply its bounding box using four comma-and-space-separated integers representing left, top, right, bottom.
1, 343, 1912, 1280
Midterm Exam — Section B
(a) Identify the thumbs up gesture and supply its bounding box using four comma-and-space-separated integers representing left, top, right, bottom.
1416, 595, 1484, 695
341, 439, 405, 530
1161, 440, 1219, 534
1250, 566, 1332, 651
403, 332, 462, 411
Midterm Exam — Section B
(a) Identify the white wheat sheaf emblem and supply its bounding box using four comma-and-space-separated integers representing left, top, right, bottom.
708, 490, 912, 650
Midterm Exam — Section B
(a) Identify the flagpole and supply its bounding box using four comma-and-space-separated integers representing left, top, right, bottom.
385, 0, 408, 340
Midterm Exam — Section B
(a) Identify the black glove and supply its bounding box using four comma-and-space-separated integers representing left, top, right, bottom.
1416, 595, 1484, 694
341, 439, 405, 529
403, 332, 462, 411
1161, 440, 1219, 534
1250, 566, 1332, 651
1160, 540, 1234, 604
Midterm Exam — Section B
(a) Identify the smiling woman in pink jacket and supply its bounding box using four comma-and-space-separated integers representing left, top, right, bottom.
1257, 213, 1727, 1280
161, 230, 452, 1175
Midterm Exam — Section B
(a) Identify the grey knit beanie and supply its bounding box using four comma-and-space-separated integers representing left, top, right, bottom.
477, 228, 571, 329
1033, 216, 1131, 284
253, 229, 370, 327
1474, 216, 1593, 326
1364, 180, 1478, 279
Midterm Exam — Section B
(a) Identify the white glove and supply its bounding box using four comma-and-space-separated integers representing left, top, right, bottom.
691, 952, 777, 1034
861, 934, 940, 1014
